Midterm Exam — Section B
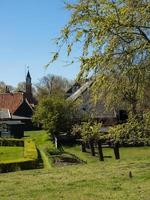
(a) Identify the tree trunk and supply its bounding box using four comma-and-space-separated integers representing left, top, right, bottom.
114, 142, 120, 160
89, 140, 95, 156
131, 101, 137, 116
81, 141, 86, 152
97, 140, 104, 161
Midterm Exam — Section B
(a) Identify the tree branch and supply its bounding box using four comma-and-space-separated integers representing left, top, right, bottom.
136, 26, 150, 43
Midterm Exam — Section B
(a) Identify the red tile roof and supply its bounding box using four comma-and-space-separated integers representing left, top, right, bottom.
0, 92, 24, 114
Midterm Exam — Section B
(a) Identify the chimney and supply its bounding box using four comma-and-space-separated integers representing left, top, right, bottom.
5, 86, 10, 93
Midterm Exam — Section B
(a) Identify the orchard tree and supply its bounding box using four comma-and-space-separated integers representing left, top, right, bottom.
72, 121, 105, 161
109, 114, 150, 159
49, 0, 150, 114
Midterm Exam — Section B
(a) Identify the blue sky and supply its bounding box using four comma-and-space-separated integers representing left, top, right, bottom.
0, 0, 80, 87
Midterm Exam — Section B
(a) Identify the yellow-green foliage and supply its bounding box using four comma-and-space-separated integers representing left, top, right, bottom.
51, 0, 150, 113
25, 130, 56, 169
109, 115, 150, 145
72, 121, 103, 142
24, 139, 38, 160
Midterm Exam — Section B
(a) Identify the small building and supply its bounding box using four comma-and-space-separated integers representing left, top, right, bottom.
0, 121, 24, 138
0, 108, 31, 131
0, 70, 37, 130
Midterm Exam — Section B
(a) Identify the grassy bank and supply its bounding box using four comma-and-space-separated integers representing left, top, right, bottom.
0, 131, 149, 200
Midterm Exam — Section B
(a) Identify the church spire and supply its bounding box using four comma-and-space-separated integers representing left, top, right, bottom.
25, 69, 32, 103
26, 70, 31, 84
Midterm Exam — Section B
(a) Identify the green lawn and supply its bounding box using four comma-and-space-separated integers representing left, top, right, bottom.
0, 146, 24, 163
0, 130, 149, 200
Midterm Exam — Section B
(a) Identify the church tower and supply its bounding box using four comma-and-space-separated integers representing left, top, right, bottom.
25, 70, 33, 103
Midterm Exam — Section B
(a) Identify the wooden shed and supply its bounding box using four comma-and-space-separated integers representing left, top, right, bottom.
0, 121, 24, 138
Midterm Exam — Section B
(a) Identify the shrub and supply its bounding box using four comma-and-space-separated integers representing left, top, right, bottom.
109, 114, 150, 146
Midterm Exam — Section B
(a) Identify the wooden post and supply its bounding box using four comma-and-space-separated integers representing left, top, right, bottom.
97, 140, 104, 161
89, 140, 95, 156
54, 136, 58, 149
114, 142, 120, 160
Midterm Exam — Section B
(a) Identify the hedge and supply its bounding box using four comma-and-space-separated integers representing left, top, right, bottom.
0, 138, 38, 173
0, 138, 24, 147
24, 139, 38, 160
0, 159, 38, 173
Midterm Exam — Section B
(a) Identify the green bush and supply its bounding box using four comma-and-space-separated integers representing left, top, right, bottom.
109, 115, 150, 146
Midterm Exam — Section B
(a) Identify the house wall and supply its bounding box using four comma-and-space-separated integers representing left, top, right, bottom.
10, 125, 24, 138
0, 124, 24, 138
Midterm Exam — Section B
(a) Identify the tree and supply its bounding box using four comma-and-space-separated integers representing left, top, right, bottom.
0, 81, 14, 93
50, 0, 150, 114
72, 121, 105, 160
15, 82, 26, 92
33, 95, 75, 145
0, 81, 6, 93
144, 111, 150, 133
15, 81, 36, 96
109, 114, 150, 159
35, 74, 73, 100
109, 115, 150, 146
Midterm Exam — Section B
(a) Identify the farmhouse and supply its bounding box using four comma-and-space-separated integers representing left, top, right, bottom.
67, 80, 128, 126
0, 70, 36, 131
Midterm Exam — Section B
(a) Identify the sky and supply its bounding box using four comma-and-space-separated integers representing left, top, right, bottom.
0, 0, 80, 87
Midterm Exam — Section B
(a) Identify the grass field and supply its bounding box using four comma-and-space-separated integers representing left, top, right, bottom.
0, 147, 24, 163
0, 130, 149, 200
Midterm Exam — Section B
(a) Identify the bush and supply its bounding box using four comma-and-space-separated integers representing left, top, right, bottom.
109, 114, 150, 146
42, 143, 61, 155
